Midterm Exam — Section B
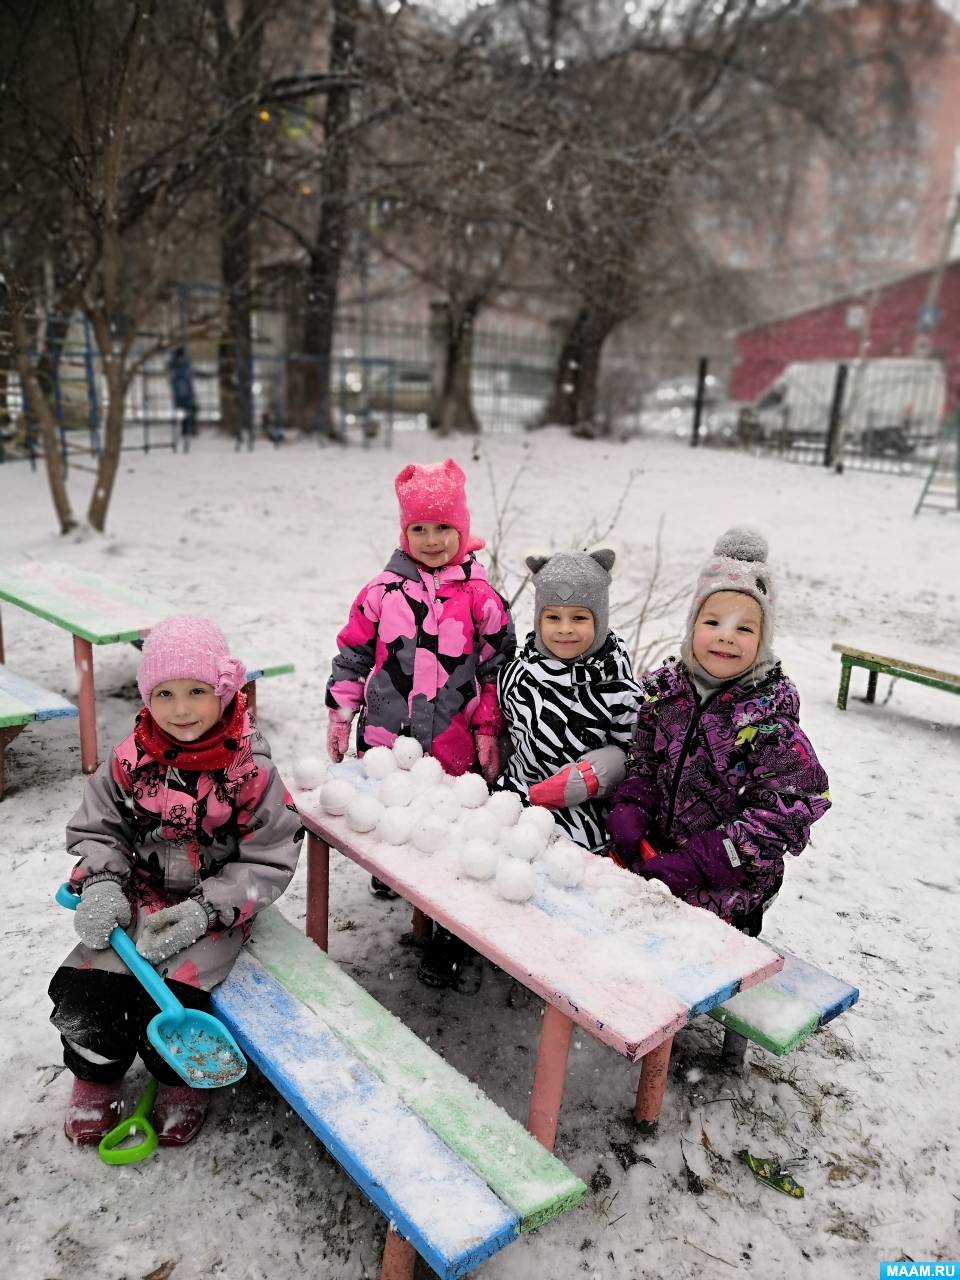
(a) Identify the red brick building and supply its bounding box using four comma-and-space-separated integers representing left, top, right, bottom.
729, 258, 960, 413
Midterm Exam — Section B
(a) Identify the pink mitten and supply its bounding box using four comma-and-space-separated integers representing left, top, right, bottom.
326, 717, 351, 762
528, 759, 600, 809
475, 734, 501, 784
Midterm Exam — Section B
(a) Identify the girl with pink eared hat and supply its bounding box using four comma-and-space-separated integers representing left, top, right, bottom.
49, 616, 303, 1149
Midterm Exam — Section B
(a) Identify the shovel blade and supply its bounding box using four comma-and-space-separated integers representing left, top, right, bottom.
147, 1009, 247, 1088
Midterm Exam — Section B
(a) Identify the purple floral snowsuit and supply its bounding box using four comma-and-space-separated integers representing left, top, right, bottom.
612, 658, 830, 923
326, 549, 515, 776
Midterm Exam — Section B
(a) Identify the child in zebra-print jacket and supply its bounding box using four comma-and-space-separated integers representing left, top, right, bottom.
497, 549, 641, 853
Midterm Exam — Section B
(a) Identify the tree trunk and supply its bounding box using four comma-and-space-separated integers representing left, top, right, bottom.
86, 344, 127, 533
214, 0, 268, 444
429, 297, 482, 435
541, 307, 619, 434
9, 309, 76, 533
300, 0, 358, 438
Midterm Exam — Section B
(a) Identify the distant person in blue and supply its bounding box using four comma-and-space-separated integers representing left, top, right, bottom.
168, 345, 197, 450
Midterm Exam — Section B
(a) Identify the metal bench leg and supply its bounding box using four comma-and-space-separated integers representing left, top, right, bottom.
411, 907, 433, 946
527, 1003, 573, 1151
837, 659, 851, 711
634, 1036, 674, 1136
73, 636, 98, 773
865, 670, 878, 703
305, 832, 330, 951
720, 1028, 749, 1073
380, 1226, 416, 1280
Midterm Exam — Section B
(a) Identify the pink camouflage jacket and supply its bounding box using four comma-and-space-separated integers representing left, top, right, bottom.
326, 549, 516, 776
62, 708, 302, 990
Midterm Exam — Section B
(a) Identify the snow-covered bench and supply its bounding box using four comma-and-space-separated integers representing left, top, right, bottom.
0, 664, 78, 799
706, 944, 859, 1063
833, 641, 960, 710
211, 908, 586, 1280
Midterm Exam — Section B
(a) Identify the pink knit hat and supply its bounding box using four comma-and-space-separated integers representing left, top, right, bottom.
137, 616, 247, 711
395, 458, 484, 566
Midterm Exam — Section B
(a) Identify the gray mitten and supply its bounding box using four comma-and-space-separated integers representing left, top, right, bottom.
137, 898, 211, 964
74, 879, 132, 950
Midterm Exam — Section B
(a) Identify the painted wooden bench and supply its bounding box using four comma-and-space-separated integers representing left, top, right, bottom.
706, 944, 859, 1061
211, 908, 585, 1280
0, 664, 78, 799
833, 642, 960, 711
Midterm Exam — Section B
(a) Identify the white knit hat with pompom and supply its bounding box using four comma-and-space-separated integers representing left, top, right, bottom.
682, 527, 776, 665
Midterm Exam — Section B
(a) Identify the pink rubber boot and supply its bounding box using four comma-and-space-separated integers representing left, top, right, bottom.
153, 1083, 209, 1146
64, 1075, 124, 1145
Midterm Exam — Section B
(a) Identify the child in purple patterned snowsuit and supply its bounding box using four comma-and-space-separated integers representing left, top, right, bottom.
608, 527, 830, 934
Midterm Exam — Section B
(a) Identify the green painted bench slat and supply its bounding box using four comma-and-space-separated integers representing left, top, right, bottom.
707, 946, 859, 1056
246, 908, 586, 1232
0, 665, 79, 729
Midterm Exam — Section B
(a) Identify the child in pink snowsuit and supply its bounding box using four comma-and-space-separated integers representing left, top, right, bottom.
325, 458, 515, 781
49, 617, 302, 1147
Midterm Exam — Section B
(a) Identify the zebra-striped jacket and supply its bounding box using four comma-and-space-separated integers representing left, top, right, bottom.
497, 631, 641, 852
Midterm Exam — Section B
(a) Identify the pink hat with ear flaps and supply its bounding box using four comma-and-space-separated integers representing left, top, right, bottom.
137, 616, 247, 711
395, 458, 484, 566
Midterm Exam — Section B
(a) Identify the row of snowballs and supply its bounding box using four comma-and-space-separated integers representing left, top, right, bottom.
292, 738, 588, 902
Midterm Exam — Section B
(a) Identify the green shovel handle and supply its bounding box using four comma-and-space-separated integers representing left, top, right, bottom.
98, 1078, 159, 1166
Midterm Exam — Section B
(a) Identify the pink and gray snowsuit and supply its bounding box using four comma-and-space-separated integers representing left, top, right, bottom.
326, 549, 515, 776
57, 709, 302, 990
609, 658, 830, 924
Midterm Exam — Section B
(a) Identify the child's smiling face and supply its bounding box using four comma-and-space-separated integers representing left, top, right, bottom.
539, 605, 595, 659
149, 679, 222, 741
406, 522, 460, 568
692, 591, 762, 679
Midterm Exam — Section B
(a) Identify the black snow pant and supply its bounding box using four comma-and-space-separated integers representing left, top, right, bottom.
49, 967, 211, 1086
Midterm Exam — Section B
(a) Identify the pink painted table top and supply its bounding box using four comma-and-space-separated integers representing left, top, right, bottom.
296, 787, 784, 1064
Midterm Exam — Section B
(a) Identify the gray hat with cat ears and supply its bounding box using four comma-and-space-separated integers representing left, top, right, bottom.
526, 549, 615, 658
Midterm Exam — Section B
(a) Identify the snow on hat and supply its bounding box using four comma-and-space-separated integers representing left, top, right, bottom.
395, 458, 484, 566
683, 527, 776, 666
137, 616, 247, 711
525, 549, 615, 658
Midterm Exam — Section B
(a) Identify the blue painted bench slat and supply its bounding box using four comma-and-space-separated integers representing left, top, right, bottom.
0, 664, 79, 727
707, 945, 860, 1056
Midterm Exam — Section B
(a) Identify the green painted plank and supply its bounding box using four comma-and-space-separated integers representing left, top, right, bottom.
0, 692, 33, 729
248, 909, 586, 1231
0, 563, 170, 645
707, 986, 820, 1055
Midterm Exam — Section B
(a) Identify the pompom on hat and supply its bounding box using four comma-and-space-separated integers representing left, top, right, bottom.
137, 616, 247, 711
682, 527, 776, 667
395, 458, 483, 566
525, 549, 615, 658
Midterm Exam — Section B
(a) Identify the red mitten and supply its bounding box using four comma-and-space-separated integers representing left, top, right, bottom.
326, 717, 351, 762
528, 760, 600, 809
475, 734, 501, 784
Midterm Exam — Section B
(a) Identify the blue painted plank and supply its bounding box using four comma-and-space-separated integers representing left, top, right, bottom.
212, 953, 519, 1279
766, 947, 860, 1024
0, 665, 78, 727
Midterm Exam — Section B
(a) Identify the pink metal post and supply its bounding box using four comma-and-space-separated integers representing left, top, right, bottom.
527, 1003, 573, 1151
73, 636, 98, 774
305, 831, 330, 950
380, 1227, 416, 1280
633, 1036, 674, 1135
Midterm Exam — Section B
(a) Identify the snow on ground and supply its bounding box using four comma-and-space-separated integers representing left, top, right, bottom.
1, 429, 958, 1280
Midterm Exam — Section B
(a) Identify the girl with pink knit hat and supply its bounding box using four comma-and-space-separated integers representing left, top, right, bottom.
49, 616, 302, 1148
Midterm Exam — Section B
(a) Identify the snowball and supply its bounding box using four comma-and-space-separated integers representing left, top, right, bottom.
517, 806, 556, 845
459, 838, 498, 880
292, 755, 327, 790
377, 807, 414, 846
460, 807, 502, 843
392, 738, 424, 770
641, 877, 673, 898
346, 795, 384, 833
409, 755, 444, 791
420, 784, 461, 821
379, 772, 415, 808
362, 746, 397, 781
483, 790, 523, 828
319, 780, 354, 816
410, 814, 449, 855
451, 773, 489, 809
543, 840, 586, 888
502, 825, 543, 863
495, 856, 536, 902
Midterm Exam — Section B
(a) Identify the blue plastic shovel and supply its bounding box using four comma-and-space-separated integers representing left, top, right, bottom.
56, 883, 246, 1089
